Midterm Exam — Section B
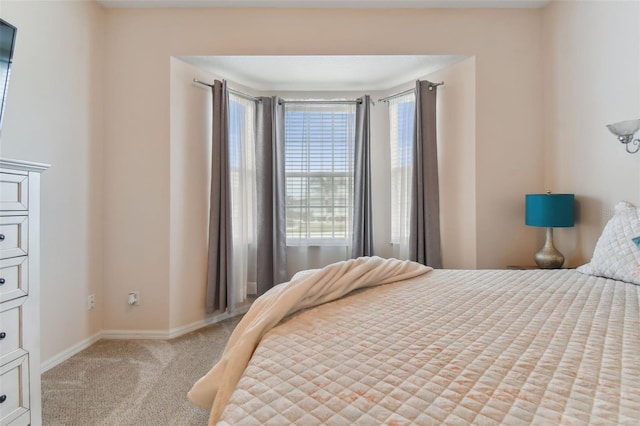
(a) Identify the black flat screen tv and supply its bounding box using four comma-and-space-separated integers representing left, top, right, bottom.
0, 18, 17, 136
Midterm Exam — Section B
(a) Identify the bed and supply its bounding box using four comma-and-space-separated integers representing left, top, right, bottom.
189, 201, 640, 425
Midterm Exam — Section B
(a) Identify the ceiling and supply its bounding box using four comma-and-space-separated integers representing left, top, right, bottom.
99, 0, 551, 9
180, 55, 469, 91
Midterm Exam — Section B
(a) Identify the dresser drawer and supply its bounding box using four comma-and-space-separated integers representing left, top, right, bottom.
0, 257, 28, 303
0, 172, 28, 212
0, 354, 30, 426
0, 299, 23, 364
0, 216, 28, 260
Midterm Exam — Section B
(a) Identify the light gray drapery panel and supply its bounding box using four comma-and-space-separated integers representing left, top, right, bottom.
206, 80, 233, 313
352, 95, 374, 258
255, 97, 287, 294
410, 80, 442, 268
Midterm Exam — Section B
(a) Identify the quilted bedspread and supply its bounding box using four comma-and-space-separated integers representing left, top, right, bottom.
219, 269, 640, 425
190, 257, 431, 424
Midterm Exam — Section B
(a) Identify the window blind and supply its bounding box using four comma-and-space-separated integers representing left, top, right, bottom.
284, 103, 356, 244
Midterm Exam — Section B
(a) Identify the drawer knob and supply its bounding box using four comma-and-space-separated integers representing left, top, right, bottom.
0, 332, 5, 339
0, 278, 4, 285
0, 234, 4, 241
0, 394, 6, 403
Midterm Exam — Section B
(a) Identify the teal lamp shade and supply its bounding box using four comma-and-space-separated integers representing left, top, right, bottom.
525, 193, 574, 269
525, 194, 575, 228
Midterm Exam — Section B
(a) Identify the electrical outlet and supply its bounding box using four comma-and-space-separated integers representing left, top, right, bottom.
88, 294, 95, 311
128, 291, 140, 306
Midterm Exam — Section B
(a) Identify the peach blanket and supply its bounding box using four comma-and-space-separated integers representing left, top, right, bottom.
188, 256, 432, 425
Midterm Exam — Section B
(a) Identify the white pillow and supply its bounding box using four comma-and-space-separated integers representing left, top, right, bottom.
577, 201, 640, 285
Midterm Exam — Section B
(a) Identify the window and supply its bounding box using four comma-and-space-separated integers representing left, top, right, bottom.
228, 94, 257, 301
228, 94, 257, 243
284, 103, 356, 245
388, 93, 415, 259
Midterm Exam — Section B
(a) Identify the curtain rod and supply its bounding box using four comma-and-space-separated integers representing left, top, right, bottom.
378, 81, 444, 103
279, 99, 362, 105
192, 78, 261, 103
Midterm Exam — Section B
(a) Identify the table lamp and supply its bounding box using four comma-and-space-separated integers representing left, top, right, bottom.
525, 192, 575, 269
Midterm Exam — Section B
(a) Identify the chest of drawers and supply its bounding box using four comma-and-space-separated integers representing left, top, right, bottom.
0, 159, 48, 426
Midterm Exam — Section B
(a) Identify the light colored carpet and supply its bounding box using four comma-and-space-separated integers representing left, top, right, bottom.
42, 316, 242, 426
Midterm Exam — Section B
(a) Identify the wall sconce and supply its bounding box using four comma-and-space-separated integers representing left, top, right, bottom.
606, 119, 640, 154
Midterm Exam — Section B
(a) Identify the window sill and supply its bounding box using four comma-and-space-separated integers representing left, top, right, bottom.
286, 239, 350, 247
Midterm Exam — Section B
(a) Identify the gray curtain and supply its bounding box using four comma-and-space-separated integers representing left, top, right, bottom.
206, 80, 233, 313
410, 80, 442, 268
255, 97, 287, 295
352, 95, 374, 258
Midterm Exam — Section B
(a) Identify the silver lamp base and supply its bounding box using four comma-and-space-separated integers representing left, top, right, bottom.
534, 227, 565, 269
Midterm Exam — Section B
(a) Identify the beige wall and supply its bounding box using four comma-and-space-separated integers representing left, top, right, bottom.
168, 58, 213, 330
104, 7, 543, 332
426, 58, 478, 269
102, 10, 170, 332
0, 0, 105, 362
542, 0, 640, 266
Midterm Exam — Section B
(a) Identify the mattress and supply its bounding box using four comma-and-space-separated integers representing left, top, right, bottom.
219, 269, 640, 425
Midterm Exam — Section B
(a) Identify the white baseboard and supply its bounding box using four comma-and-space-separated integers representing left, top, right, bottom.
40, 306, 251, 372
101, 305, 250, 340
41, 332, 102, 373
